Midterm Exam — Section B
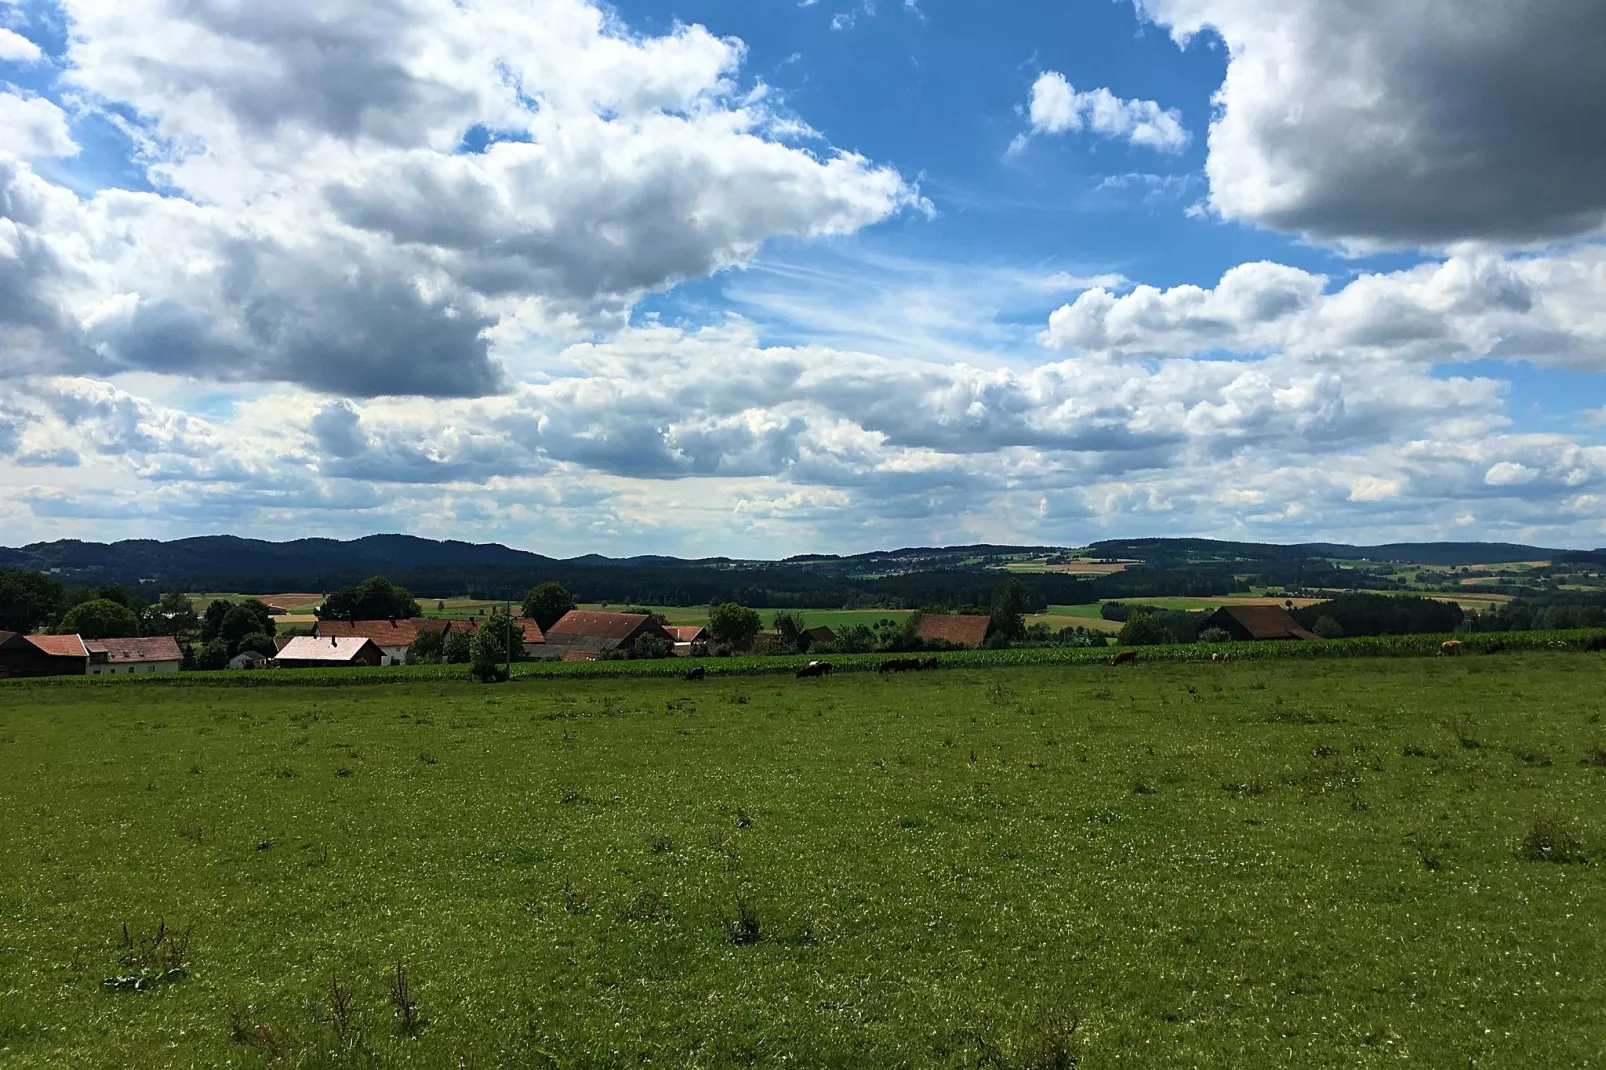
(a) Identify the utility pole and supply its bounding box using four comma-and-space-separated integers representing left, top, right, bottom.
505, 598, 513, 675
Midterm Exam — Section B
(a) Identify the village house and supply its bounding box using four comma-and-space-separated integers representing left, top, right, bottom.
85, 637, 183, 675
800, 625, 838, 649
666, 625, 708, 656
0, 632, 89, 677
229, 649, 273, 670
448, 616, 548, 658
542, 611, 675, 659
1201, 605, 1320, 641
275, 636, 385, 669
313, 618, 450, 665
915, 614, 992, 649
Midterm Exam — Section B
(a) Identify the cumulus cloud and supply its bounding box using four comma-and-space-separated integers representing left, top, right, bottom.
0, 91, 76, 157
0, 28, 43, 62
1013, 71, 1189, 154
1043, 249, 1606, 369
1132, 0, 1606, 246
0, 0, 922, 397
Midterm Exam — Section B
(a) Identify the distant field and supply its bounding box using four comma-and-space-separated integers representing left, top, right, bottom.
582, 605, 917, 633
2, 655, 1603, 1065
187, 593, 323, 614
1005, 559, 1133, 575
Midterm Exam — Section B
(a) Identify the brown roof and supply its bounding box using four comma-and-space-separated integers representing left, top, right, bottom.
801, 626, 837, 643
85, 637, 183, 663
547, 611, 653, 641
517, 619, 545, 643
915, 614, 991, 648
27, 634, 89, 658
315, 619, 439, 645
277, 636, 382, 662
562, 650, 599, 662
274, 635, 296, 652
1207, 605, 1321, 641
667, 626, 706, 643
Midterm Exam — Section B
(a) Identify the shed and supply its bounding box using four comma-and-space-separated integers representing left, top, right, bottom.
916, 614, 992, 649
0, 633, 93, 677
1201, 605, 1320, 641
229, 649, 272, 670
800, 626, 838, 649
275, 636, 385, 669
85, 637, 183, 675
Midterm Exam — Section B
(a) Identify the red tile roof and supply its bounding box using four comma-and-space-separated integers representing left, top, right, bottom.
85, 637, 183, 663
27, 634, 88, 658
547, 611, 653, 641
315, 619, 441, 645
277, 636, 381, 662
667, 626, 706, 643
915, 614, 992, 648
562, 650, 599, 662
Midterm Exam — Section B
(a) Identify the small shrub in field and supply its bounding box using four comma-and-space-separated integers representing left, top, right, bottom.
1518, 816, 1586, 864
1132, 781, 1157, 795
649, 833, 674, 854
386, 962, 421, 1036
1440, 717, 1480, 749
561, 881, 589, 915
230, 1010, 287, 1059
723, 893, 762, 945
1015, 1013, 1081, 1070
625, 890, 665, 922
1582, 744, 1606, 767
1512, 745, 1552, 767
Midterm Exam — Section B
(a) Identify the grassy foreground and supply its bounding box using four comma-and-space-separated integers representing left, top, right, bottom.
2, 655, 1605, 1067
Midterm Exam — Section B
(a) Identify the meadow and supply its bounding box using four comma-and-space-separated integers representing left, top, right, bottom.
2, 652, 1605, 1067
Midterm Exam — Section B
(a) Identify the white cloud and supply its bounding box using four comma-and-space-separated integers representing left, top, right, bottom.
0, 91, 76, 157
1132, 0, 1606, 246
1043, 249, 1606, 370
0, 0, 923, 397
1014, 71, 1190, 154
0, 28, 42, 62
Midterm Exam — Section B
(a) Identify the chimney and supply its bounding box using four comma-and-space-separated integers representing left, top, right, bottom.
331, 635, 337, 647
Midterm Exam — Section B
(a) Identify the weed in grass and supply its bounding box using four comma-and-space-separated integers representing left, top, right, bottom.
649, 833, 674, 854
561, 881, 589, 915
230, 1009, 288, 1059
328, 973, 357, 1045
1512, 745, 1553, 767
1518, 816, 1587, 864
1409, 833, 1446, 871
1132, 781, 1157, 795
386, 962, 421, 1037
1402, 744, 1440, 759
188, 765, 203, 776
1440, 717, 1481, 749
735, 809, 754, 829
625, 890, 665, 922
178, 824, 203, 844
275, 768, 297, 780
730, 693, 750, 706
103, 920, 190, 991
1582, 744, 1606, 767
335, 768, 353, 778
1222, 780, 1267, 797
723, 893, 762, 945
418, 752, 438, 765
1015, 1012, 1082, 1070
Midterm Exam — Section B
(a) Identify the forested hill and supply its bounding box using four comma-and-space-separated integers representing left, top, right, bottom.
2, 534, 1600, 611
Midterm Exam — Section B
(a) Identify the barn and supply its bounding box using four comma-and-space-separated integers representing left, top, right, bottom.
0, 632, 90, 677
276, 636, 385, 669
1201, 605, 1320, 641
542, 611, 675, 659
313, 618, 450, 665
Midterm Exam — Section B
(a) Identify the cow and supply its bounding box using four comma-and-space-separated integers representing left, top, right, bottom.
921, 657, 939, 671
1211, 652, 1221, 663
796, 661, 833, 679
879, 658, 919, 674
684, 666, 706, 681
1480, 640, 1507, 655
1438, 640, 1462, 657
1585, 634, 1606, 653
1112, 650, 1137, 666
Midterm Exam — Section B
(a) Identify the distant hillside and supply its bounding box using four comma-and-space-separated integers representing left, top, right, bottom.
1087, 538, 1575, 567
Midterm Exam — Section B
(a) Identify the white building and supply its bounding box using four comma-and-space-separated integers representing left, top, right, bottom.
85, 637, 184, 675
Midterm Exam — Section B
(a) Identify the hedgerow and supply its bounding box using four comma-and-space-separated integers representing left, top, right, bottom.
2, 628, 1601, 689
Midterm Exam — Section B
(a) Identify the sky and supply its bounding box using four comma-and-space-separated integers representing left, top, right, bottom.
1, 0, 1604, 558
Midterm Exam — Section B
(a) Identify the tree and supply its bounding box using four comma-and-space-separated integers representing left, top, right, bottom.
408, 628, 446, 665
443, 630, 473, 664
220, 600, 276, 655
468, 628, 510, 683
142, 592, 198, 638
319, 577, 420, 621
708, 603, 762, 648
58, 598, 141, 639
201, 600, 233, 644
623, 606, 670, 627
1117, 612, 1174, 646
522, 582, 577, 631
990, 578, 1029, 642
236, 632, 276, 658
1313, 615, 1345, 639
0, 569, 64, 634
195, 638, 230, 671
772, 611, 806, 651
476, 615, 525, 663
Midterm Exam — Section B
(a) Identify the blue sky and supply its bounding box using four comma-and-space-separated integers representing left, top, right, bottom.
1, 0, 1604, 556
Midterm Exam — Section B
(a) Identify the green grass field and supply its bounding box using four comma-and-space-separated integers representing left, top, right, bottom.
2, 654, 1605, 1067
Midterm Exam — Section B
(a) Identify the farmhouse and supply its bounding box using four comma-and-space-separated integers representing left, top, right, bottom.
543, 611, 675, 658
275, 636, 385, 669
800, 626, 838, 649
313, 618, 450, 665
916, 614, 992, 648
666, 626, 708, 656
1202, 605, 1320, 641
449, 616, 548, 658
229, 649, 272, 670
85, 637, 183, 675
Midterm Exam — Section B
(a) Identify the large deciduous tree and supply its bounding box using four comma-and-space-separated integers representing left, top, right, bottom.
0, 569, 65, 634
708, 603, 763, 649
522, 582, 577, 631
58, 599, 141, 640
319, 577, 421, 621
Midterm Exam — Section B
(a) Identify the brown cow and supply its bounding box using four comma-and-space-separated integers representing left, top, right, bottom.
1438, 640, 1462, 657
1210, 652, 1221, 663
1112, 650, 1137, 666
